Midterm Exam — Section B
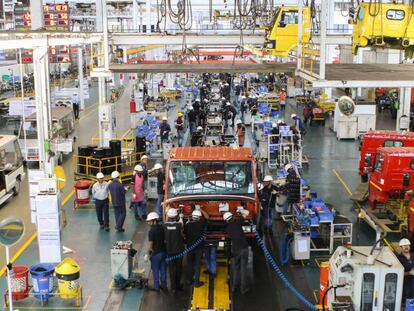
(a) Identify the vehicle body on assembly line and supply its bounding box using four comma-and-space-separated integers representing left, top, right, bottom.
164, 146, 259, 243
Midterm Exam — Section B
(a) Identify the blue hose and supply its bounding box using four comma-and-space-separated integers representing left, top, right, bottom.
279, 234, 293, 265
165, 231, 206, 263
255, 233, 318, 311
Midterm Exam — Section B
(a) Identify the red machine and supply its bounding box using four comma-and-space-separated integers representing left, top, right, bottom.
369, 147, 414, 206
359, 130, 414, 182
164, 147, 259, 242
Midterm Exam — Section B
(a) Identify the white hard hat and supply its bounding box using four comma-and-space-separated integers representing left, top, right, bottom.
223, 212, 233, 221
189, 106, 194, 110
204, 99, 208, 102
291, 114, 297, 119
285, 164, 293, 171
134, 165, 144, 172
162, 116, 168, 121
277, 119, 283, 125
226, 102, 231, 106
272, 122, 277, 128
221, 97, 226, 100
197, 126, 203, 131
192, 210, 202, 218
153, 163, 163, 170
141, 155, 148, 160
167, 208, 178, 218
147, 212, 159, 221
400, 238, 411, 247
236, 120, 242, 125
263, 175, 273, 182
96, 172, 104, 179
225, 83, 229, 86
111, 171, 120, 179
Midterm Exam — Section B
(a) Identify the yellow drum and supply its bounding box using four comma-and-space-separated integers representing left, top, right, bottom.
55, 258, 80, 299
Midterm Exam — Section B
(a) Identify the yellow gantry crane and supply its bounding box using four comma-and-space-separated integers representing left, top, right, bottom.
350, 2, 414, 58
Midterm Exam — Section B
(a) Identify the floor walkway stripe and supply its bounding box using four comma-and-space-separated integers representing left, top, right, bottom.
332, 169, 352, 196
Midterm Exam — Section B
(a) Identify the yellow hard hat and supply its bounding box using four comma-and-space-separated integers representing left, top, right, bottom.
178, 112, 183, 117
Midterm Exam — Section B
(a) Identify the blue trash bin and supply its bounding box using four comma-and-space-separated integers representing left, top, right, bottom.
407, 299, 414, 311
30, 264, 55, 300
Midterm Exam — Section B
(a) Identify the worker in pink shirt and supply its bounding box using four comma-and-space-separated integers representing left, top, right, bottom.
131, 164, 146, 220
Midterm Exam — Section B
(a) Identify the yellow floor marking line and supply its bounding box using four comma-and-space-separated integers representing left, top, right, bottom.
0, 189, 75, 277
313, 289, 319, 303
214, 261, 230, 310
191, 265, 210, 309
332, 169, 352, 196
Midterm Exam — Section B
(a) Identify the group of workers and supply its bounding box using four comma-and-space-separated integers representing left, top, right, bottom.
145, 205, 251, 295
91, 155, 165, 232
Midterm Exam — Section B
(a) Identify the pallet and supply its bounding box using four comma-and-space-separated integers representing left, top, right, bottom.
350, 182, 369, 203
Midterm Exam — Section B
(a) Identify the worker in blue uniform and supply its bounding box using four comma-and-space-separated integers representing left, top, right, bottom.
108, 171, 126, 232
397, 238, 414, 304
145, 212, 167, 292
159, 116, 171, 143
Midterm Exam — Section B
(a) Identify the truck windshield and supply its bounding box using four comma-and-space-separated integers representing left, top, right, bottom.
168, 161, 254, 197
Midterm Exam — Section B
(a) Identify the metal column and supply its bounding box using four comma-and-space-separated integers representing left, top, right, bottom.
297, 0, 303, 72
146, 0, 151, 33
33, 44, 54, 174
96, 0, 104, 32
30, 0, 43, 30
397, 88, 411, 130
77, 47, 85, 110
319, 0, 328, 80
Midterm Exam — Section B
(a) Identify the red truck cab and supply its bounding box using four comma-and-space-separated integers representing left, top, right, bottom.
164, 146, 259, 243
359, 130, 414, 182
369, 147, 414, 207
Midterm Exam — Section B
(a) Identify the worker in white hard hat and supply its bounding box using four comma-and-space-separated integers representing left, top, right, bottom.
223, 208, 250, 294
159, 116, 171, 143
397, 238, 414, 303
131, 165, 146, 221
138, 154, 149, 178
291, 113, 305, 135
151, 163, 165, 220
235, 119, 246, 147
108, 171, 126, 232
285, 164, 300, 214
163, 207, 185, 295
259, 175, 278, 235
279, 87, 286, 111
184, 206, 209, 288
191, 126, 204, 147
92, 172, 110, 231
146, 212, 167, 291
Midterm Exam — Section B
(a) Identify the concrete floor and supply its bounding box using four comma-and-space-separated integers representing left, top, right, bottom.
0, 91, 398, 310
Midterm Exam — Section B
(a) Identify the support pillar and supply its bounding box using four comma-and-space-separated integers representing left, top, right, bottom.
33, 45, 54, 174
319, 0, 328, 80
77, 48, 85, 110
30, 0, 43, 30
296, 0, 303, 72
96, 0, 104, 32
397, 88, 411, 130
146, 0, 151, 33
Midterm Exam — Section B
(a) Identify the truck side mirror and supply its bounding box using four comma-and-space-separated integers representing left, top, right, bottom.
403, 173, 410, 188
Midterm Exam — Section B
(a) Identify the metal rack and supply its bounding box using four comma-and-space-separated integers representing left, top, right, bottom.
278, 126, 303, 168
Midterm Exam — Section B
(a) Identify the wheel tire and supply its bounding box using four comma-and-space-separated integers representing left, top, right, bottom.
13, 179, 21, 196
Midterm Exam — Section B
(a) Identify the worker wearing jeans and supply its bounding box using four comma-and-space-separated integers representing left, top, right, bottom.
108, 171, 126, 232
151, 163, 165, 220
92, 172, 110, 231
204, 245, 217, 276
146, 212, 167, 291
131, 165, 146, 220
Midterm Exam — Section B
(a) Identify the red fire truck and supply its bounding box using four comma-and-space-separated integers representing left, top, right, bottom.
164, 146, 259, 242
359, 131, 414, 182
